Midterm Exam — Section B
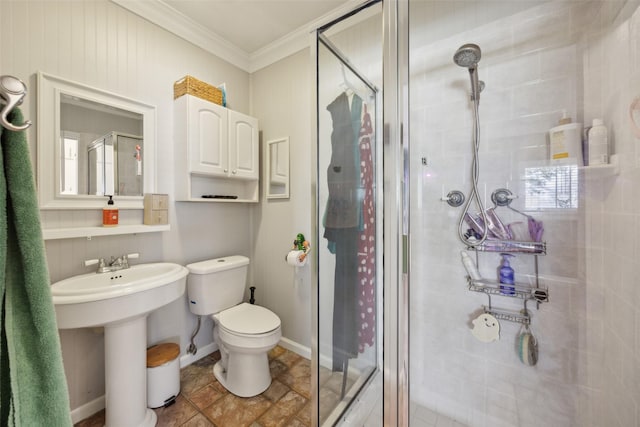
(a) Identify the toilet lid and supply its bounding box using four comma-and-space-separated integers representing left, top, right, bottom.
217, 303, 281, 335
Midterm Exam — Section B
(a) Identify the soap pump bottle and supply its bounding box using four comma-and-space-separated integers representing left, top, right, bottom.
498, 253, 515, 295
103, 195, 119, 227
549, 110, 583, 164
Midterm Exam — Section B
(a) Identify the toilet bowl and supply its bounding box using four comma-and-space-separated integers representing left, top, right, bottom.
185, 256, 282, 397
212, 302, 281, 397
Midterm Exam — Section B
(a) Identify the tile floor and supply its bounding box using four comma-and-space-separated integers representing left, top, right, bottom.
410, 403, 467, 427
75, 346, 313, 427
73, 345, 464, 427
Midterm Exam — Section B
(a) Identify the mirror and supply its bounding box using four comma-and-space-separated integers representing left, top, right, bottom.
37, 72, 156, 209
265, 137, 290, 199
61, 95, 143, 197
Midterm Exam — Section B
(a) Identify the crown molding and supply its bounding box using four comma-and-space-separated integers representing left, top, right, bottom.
111, 0, 251, 71
111, 0, 370, 74
248, 0, 364, 73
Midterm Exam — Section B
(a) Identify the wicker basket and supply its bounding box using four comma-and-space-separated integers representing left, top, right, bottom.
174, 75, 223, 106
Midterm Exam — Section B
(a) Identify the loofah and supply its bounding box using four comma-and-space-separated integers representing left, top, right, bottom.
518, 331, 538, 366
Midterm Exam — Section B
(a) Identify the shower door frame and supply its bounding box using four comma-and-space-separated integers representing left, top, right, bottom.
314, 4, 382, 423
381, 0, 410, 426
311, 0, 410, 425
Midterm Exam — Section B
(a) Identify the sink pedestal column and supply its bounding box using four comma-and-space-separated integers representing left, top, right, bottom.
104, 315, 157, 427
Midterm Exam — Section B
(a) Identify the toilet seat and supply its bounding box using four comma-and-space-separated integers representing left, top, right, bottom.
214, 303, 281, 336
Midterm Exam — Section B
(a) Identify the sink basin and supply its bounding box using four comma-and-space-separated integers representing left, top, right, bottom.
51, 262, 188, 427
52, 262, 188, 329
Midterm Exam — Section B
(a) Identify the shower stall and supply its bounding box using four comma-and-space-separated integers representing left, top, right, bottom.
315, 0, 640, 425
315, 2, 384, 424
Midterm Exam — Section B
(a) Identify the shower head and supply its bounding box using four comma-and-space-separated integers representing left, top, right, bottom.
453, 44, 483, 102
453, 43, 481, 68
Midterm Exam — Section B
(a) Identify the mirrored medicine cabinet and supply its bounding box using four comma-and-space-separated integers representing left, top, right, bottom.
265, 137, 290, 199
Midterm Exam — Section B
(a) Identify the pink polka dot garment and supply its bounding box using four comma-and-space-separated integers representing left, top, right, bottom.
357, 104, 376, 353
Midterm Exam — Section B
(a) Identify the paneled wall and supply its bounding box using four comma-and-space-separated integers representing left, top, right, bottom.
0, 0, 255, 413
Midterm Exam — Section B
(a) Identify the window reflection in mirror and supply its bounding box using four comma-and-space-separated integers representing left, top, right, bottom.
60, 94, 143, 196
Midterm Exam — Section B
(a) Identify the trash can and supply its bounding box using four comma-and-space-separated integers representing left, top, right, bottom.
146, 343, 180, 408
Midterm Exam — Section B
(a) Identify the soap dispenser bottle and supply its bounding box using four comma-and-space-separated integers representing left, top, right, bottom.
498, 253, 515, 295
103, 195, 119, 227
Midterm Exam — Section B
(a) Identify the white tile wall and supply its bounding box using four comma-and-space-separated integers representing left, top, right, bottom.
409, 1, 639, 426
582, 4, 640, 426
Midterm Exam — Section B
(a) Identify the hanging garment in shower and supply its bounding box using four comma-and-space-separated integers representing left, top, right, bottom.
357, 104, 375, 353
325, 92, 361, 371
324, 92, 362, 231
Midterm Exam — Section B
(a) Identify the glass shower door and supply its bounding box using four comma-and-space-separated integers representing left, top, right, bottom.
315, 3, 382, 423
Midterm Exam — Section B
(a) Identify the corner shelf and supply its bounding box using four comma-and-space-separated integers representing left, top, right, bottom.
579, 153, 619, 180
42, 224, 170, 240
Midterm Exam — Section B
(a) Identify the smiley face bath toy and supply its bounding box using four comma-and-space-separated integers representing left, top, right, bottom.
471, 313, 500, 343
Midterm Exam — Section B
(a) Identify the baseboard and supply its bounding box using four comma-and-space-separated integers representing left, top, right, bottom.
70, 395, 105, 424
278, 337, 311, 359
277, 337, 363, 375
179, 342, 218, 368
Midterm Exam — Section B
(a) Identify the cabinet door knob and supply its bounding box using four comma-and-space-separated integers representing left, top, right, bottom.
224, 168, 228, 173
232, 170, 237, 174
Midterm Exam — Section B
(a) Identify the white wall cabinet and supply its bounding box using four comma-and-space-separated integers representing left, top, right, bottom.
228, 110, 259, 180
175, 94, 259, 202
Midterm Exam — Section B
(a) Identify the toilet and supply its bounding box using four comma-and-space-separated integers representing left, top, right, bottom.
186, 255, 281, 397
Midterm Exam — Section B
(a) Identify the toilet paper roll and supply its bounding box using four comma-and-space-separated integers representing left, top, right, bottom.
286, 250, 307, 267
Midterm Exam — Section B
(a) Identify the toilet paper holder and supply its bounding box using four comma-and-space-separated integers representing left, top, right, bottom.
285, 233, 311, 266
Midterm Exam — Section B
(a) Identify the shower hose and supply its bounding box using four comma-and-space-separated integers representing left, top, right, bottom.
457, 97, 488, 247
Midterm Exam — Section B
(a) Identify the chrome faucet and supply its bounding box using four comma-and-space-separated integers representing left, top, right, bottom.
84, 253, 140, 273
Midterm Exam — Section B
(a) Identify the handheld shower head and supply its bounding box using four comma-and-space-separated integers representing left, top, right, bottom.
453, 44, 483, 102
453, 44, 481, 68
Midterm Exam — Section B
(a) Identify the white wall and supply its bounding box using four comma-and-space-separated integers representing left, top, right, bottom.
250, 49, 313, 348
0, 0, 256, 412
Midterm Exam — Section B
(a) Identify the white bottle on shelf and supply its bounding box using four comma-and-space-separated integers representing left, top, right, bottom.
587, 118, 608, 166
460, 251, 482, 281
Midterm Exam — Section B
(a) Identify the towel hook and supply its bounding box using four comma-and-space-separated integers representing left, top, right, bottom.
0, 75, 32, 131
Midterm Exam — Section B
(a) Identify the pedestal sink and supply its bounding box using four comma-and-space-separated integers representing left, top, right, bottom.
52, 262, 189, 427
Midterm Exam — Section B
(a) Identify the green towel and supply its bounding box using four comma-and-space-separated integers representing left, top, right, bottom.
0, 109, 72, 426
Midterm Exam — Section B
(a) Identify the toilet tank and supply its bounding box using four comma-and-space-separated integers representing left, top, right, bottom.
186, 255, 249, 316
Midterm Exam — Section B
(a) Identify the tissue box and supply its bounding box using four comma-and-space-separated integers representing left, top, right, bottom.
144, 194, 169, 225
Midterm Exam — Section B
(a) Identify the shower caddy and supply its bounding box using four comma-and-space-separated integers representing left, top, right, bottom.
465, 189, 549, 325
